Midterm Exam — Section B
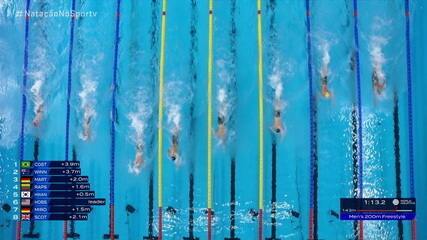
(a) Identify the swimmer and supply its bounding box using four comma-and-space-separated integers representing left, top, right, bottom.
216, 115, 227, 140
320, 75, 332, 99
132, 143, 144, 171
372, 69, 385, 95
249, 209, 258, 221
271, 99, 285, 135
32, 104, 43, 127
82, 114, 92, 140
168, 130, 179, 162
271, 109, 284, 135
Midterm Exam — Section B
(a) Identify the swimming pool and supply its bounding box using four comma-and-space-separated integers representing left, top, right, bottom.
0, 0, 426, 239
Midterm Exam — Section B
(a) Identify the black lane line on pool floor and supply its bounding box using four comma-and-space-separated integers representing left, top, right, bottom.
393, 93, 403, 240
23, 138, 40, 239
266, 142, 278, 240
183, 1, 199, 240
266, 0, 280, 239
225, 1, 239, 240
144, 1, 160, 239
351, 106, 359, 239
143, 172, 156, 240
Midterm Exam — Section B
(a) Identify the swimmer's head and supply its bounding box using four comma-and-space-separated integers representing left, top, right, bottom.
275, 128, 281, 133
218, 115, 224, 124
171, 155, 176, 161
275, 111, 281, 117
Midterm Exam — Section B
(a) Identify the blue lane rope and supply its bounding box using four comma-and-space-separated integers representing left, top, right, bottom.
65, 0, 76, 161
352, 0, 364, 199
19, 0, 31, 162
110, 0, 122, 221
17, 1, 31, 239
404, 0, 415, 198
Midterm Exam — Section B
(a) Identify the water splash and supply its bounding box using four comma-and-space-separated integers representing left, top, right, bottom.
78, 73, 97, 141
369, 35, 387, 84
268, 58, 284, 106
217, 88, 230, 118
319, 42, 330, 79
165, 80, 192, 133
127, 88, 152, 174
28, 46, 55, 128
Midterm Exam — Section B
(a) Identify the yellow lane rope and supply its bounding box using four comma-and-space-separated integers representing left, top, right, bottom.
257, 0, 265, 211
207, 0, 214, 210
158, 0, 167, 208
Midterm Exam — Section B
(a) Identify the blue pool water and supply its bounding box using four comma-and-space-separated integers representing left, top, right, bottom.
0, 0, 426, 239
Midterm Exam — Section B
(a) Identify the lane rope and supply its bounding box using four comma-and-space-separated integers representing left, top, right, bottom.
304, 1, 318, 239
63, 0, 77, 238
256, 0, 265, 239
157, 0, 167, 239
352, 0, 364, 239
403, 0, 416, 239
207, 0, 213, 239
17, 0, 32, 239
108, 0, 121, 239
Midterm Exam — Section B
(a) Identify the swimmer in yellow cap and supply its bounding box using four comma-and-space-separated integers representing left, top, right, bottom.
321, 75, 332, 99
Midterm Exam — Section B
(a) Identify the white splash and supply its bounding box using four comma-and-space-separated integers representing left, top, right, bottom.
127, 88, 153, 175
78, 73, 97, 141
369, 35, 387, 84
217, 88, 229, 119
268, 59, 284, 103
30, 77, 44, 115
320, 43, 330, 78
167, 103, 181, 133
165, 80, 191, 133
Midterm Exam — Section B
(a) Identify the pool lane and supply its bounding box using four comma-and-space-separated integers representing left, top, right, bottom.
72, 1, 116, 239
310, 1, 358, 239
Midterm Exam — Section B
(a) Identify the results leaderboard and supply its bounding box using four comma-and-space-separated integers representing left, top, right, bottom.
19, 160, 105, 221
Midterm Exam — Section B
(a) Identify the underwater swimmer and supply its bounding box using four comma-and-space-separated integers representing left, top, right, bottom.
372, 69, 386, 95
320, 75, 332, 99
132, 143, 144, 172
216, 114, 227, 140
32, 104, 43, 127
168, 130, 179, 162
82, 114, 92, 140
271, 103, 285, 134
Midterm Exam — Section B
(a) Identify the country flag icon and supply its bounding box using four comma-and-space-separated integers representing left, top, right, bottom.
21, 191, 31, 198
21, 207, 31, 214
21, 199, 31, 207
21, 177, 31, 183
21, 161, 31, 169
21, 214, 31, 221
21, 183, 31, 191
21, 168, 31, 176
